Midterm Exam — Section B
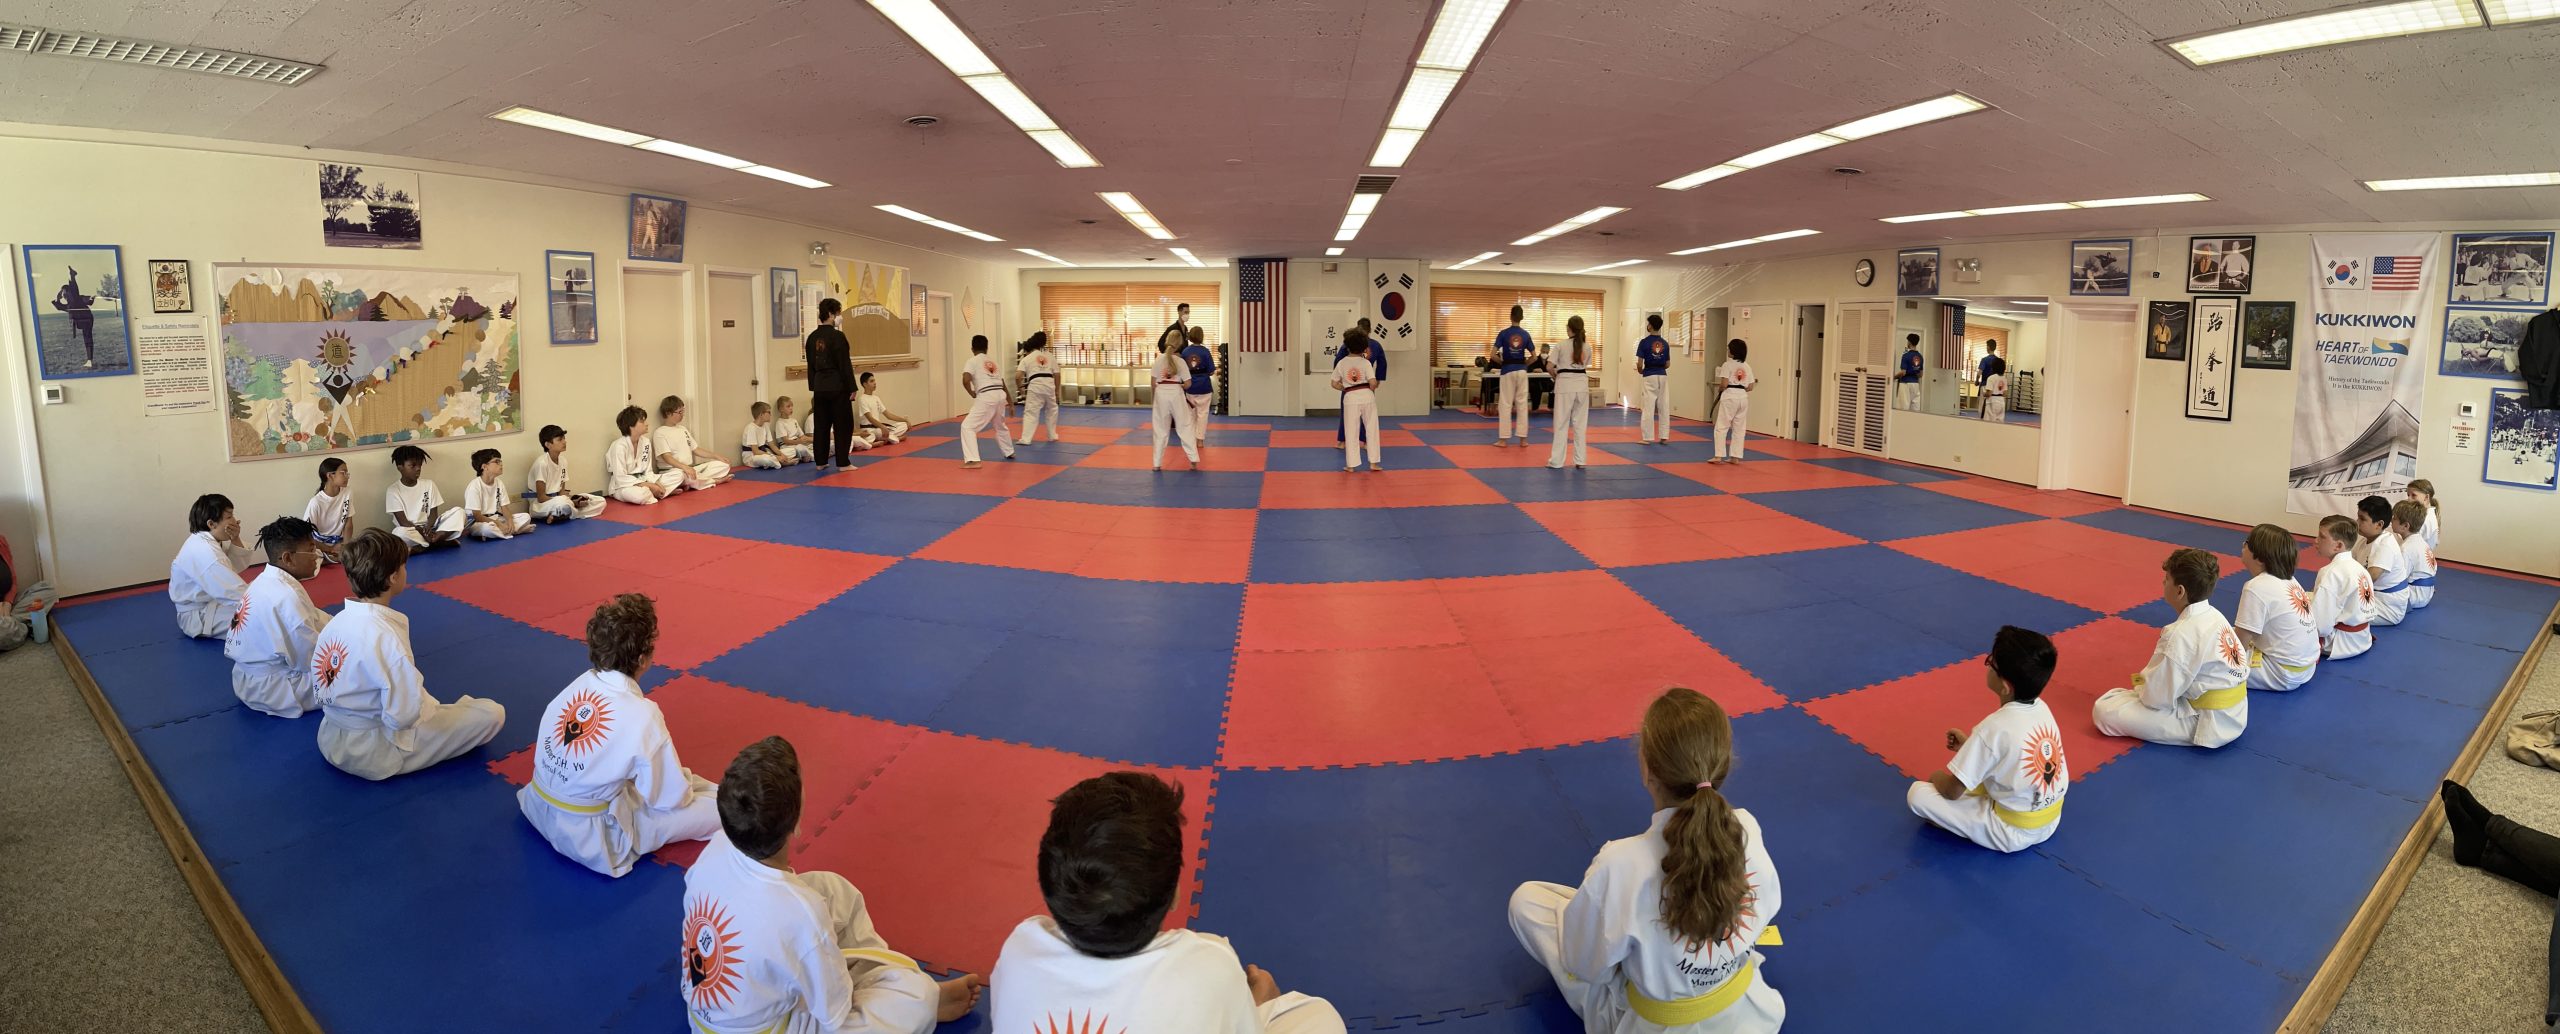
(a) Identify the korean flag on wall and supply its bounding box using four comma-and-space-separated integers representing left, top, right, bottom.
1367, 259, 1428, 352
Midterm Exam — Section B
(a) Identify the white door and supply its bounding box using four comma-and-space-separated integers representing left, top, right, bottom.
1299, 298, 1359, 412
622, 268, 687, 410
1676, 308, 1723, 422
2056, 302, 2137, 496
1725, 304, 1783, 437
933, 296, 958, 419
1830, 302, 1893, 457
1791, 305, 1825, 444
706, 273, 757, 461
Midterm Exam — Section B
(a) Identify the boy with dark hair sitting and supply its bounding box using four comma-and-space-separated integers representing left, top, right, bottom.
462, 447, 535, 540
385, 444, 465, 549
990, 771, 1345, 1033
519, 594, 719, 877
1911, 626, 2067, 852
169, 492, 259, 638
530, 424, 607, 521
2357, 494, 2415, 626
310, 529, 505, 780
2093, 548, 2249, 748
226, 516, 331, 718
680, 736, 982, 1033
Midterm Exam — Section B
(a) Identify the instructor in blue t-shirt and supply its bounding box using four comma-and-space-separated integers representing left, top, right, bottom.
1492, 305, 1534, 446
1636, 314, 1672, 443
1896, 333, 1924, 411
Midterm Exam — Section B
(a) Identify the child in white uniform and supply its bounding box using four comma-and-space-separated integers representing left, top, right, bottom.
608, 406, 685, 505
2309, 516, 2376, 660
1981, 371, 2008, 423
654, 395, 732, 490
1711, 340, 1755, 464
530, 424, 608, 522
303, 458, 353, 563
226, 517, 330, 717
680, 737, 983, 1033
2235, 524, 2319, 692
1910, 626, 2067, 853
310, 529, 505, 780
1510, 687, 1783, 1033
462, 448, 536, 540
385, 445, 465, 550
958, 335, 1016, 467
2398, 489, 2437, 609
1018, 332, 1062, 443
1334, 328, 1383, 473
519, 595, 720, 877
858, 373, 909, 444
2406, 477, 2441, 573
991, 771, 1345, 1034
2357, 496, 2413, 627
1548, 316, 1594, 470
771, 397, 817, 464
2092, 548, 2249, 748
1149, 333, 1200, 472
740, 402, 793, 470
169, 493, 259, 638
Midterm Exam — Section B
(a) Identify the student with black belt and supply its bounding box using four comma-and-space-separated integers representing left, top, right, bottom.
1546, 316, 1593, 469
1338, 318, 1384, 450
958, 334, 1016, 467
803, 299, 860, 471
1017, 331, 1062, 443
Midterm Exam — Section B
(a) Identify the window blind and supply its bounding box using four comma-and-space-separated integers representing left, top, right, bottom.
1038, 283, 1221, 367
1430, 285, 1607, 370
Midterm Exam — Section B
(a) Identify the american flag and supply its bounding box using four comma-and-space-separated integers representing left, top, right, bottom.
2373, 255, 2423, 290
1238, 258, 1288, 352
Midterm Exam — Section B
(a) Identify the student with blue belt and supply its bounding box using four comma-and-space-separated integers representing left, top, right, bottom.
1492, 306, 1534, 446
1635, 316, 1672, 444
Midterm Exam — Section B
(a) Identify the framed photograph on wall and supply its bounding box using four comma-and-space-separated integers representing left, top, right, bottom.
2451, 232, 2552, 308
546, 250, 599, 345
909, 281, 928, 337
2241, 300, 2296, 370
2187, 235, 2255, 294
148, 258, 194, 313
2070, 238, 2133, 296
2145, 299, 2190, 361
318, 163, 424, 250
2443, 307, 2528, 380
770, 267, 801, 339
628, 193, 687, 263
2485, 388, 2560, 490
1895, 247, 1939, 296
2185, 296, 2239, 421
22, 244, 136, 379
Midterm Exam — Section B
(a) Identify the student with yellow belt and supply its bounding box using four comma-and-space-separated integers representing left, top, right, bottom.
2093, 548, 2250, 748
1508, 687, 1784, 1033
516, 594, 720, 878
1910, 626, 2067, 853
2235, 524, 2319, 692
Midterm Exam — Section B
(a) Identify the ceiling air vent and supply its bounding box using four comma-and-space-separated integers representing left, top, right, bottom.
0, 22, 321, 85
1353, 175, 1398, 195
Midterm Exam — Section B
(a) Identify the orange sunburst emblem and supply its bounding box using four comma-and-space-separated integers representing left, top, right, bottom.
554, 689, 615, 756
2215, 629, 2244, 668
1033, 1012, 1127, 1034
2358, 580, 2374, 604
2286, 585, 2312, 617
231, 596, 254, 633
311, 641, 348, 689
1717, 879, 1764, 954
680, 897, 743, 1010
2019, 726, 2067, 795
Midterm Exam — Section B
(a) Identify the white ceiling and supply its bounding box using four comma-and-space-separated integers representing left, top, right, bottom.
5, 0, 2559, 274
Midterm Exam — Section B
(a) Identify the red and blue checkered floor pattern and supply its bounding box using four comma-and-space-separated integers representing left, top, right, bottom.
61, 405, 2559, 1033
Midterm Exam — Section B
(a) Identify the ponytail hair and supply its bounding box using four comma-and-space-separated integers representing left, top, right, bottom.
1641, 687, 1748, 953
2406, 478, 2438, 517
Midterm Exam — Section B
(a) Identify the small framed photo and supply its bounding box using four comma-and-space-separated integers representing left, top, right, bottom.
2486, 388, 2560, 491
2241, 300, 2296, 370
546, 250, 599, 345
2451, 232, 2552, 308
1895, 247, 1939, 297
770, 267, 802, 339
2187, 235, 2256, 294
2070, 239, 2133, 296
2443, 307, 2528, 380
2186, 296, 2239, 421
148, 258, 194, 313
22, 244, 136, 379
909, 281, 929, 337
2145, 300, 2190, 361
629, 193, 687, 263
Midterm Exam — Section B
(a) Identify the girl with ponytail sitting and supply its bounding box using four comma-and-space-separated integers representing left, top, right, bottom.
1509, 687, 1784, 1032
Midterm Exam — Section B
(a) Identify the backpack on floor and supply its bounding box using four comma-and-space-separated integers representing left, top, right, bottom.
2507, 709, 2560, 769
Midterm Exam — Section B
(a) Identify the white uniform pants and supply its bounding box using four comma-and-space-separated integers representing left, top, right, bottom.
873, 418, 908, 443
781, 443, 815, 463
1983, 396, 2006, 422
1342, 389, 1381, 469
1186, 391, 1214, 446
610, 471, 684, 505
1497, 370, 1530, 441
515, 772, 720, 878
672, 458, 730, 490
1637, 374, 1669, 441
959, 388, 1014, 462
2246, 651, 2315, 692
317, 698, 505, 781
2371, 588, 2409, 626
1508, 881, 1785, 1034
1152, 390, 1199, 468
394, 508, 467, 549
1896, 381, 1920, 411
2093, 689, 2245, 749
1022, 384, 1061, 441
233, 661, 316, 719
2409, 579, 2434, 609
1548, 377, 1590, 467
1906, 783, 2056, 853
467, 512, 534, 539
741, 452, 782, 469
534, 494, 606, 521
1714, 389, 1750, 460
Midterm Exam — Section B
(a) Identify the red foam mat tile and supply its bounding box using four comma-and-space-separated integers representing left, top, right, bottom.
1543, 522, 1739, 568
1014, 424, 1128, 445
1917, 479, 2123, 518
423, 556, 642, 627
1698, 516, 1865, 558
1108, 505, 1258, 543
826, 457, 1063, 497
1258, 470, 1507, 509
1480, 628, 1786, 747
532, 580, 804, 667
1518, 499, 1686, 532
2044, 617, 2172, 772
1075, 534, 1253, 583
1080, 444, 1269, 471
1222, 645, 1529, 768
1436, 570, 1672, 639
1269, 429, 1426, 449
1431, 444, 1637, 468
1239, 581, 1467, 652
596, 480, 793, 526
1655, 460, 1891, 494
560, 527, 767, 577
914, 522, 1097, 577
667, 542, 899, 605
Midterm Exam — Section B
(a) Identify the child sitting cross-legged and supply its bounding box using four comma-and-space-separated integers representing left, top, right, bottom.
518, 594, 718, 877
1910, 626, 2067, 853
2092, 548, 2248, 748
310, 529, 505, 780
225, 516, 331, 718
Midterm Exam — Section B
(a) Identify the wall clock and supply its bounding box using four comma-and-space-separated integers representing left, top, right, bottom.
1854, 258, 1876, 287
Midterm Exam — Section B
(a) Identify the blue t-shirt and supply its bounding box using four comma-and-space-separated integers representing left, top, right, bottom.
1367, 338, 1389, 383
1976, 352, 2005, 387
1898, 349, 1923, 383
1182, 343, 1215, 395
1637, 335, 1670, 375
1496, 327, 1533, 373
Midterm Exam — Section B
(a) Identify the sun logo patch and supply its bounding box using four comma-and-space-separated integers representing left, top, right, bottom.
311, 641, 348, 689
2019, 726, 2067, 795
2215, 629, 2244, 667
2359, 581, 2374, 604
554, 689, 615, 756
232, 596, 254, 633
680, 897, 743, 1010
1033, 1012, 1127, 1034
2287, 585, 2312, 617
1716, 878, 1765, 955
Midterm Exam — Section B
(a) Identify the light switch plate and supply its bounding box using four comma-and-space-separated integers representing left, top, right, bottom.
41, 384, 64, 404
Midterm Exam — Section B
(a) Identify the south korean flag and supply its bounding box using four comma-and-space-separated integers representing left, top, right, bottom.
1366, 260, 1428, 351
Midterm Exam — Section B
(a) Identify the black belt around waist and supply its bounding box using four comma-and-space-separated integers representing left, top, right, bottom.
1342, 383, 1374, 391
1028, 372, 1054, 381
1558, 368, 1587, 374
974, 385, 1005, 395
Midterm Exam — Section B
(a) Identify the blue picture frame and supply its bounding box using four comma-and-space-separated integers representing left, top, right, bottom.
770, 267, 801, 339
2441, 306, 2526, 381
2484, 388, 2560, 491
628, 193, 687, 263
2450, 231, 2552, 309
22, 244, 136, 380
2069, 238, 2133, 296
546, 249, 599, 345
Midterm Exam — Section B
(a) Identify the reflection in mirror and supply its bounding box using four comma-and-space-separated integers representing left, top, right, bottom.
1893, 297, 2048, 428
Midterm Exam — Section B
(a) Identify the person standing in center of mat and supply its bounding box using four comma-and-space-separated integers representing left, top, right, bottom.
2235, 524, 2318, 692
1492, 306, 1533, 446
1337, 318, 1383, 452
1911, 626, 2066, 853
805, 298, 859, 473
1151, 327, 1200, 472
1636, 314, 1672, 445
1548, 315, 1593, 469
1509, 686, 1784, 1033
1335, 326, 1383, 473
2092, 548, 2248, 748
1183, 325, 1217, 448
519, 594, 722, 878
959, 334, 1016, 468
1018, 331, 1062, 443
311, 528, 505, 780
1711, 339, 1756, 464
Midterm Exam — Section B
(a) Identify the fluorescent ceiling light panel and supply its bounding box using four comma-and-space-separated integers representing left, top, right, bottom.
490, 106, 649, 146
1326, 247, 1346, 256
635, 139, 752, 169
1820, 93, 1986, 140
2364, 171, 2560, 191
961, 74, 1057, 131
1097, 192, 1177, 239
1449, 251, 1501, 269
2482, 0, 2560, 24
1370, 128, 1425, 168
1877, 193, 2211, 221
865, 0, 998, 76
1348, 193, 1383, 217
1388, 67, 1464, 130
2069, 192, 2211, 208
2162, 0, 2480, 66
1170, 247, 1204, 267
1658, 164, 1747, 191
1416, 0, 1510, 68
1571, 259, 1647, 274
737, 165, 831, 188
1753, 228, 1822, 243
876, 204, 1003, 242
1727, 133, 1844, 169
0, 22, 323, 84
1879, 212, 1975, 224
1367, 0, 1511, 167
1512, 206, 1626, 247
493, 106, 827, 187
1670, 229, 1820, 255
1016, 248, 1074, 266
1967, 202, 2075, 216
1025, 130, 1098, 169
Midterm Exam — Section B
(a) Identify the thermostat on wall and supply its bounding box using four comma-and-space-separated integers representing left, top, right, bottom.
41, 384, 64, 405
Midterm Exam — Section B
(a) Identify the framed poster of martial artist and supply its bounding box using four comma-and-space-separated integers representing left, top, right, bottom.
2070, 239, 2132, 296
2484, 388, 2559, 491
2241, 301, 2295, 370
22, 244, 135, 379
2145, 300, 2189, 361
2188, 235, 2255, 294
2185, 296, 2239, 421
1896, 248, 1939, 297
2450, 232, 2552, 308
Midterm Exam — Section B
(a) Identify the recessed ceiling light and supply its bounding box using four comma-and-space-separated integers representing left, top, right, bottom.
490, 106, 649, 146
737, 166, 832, 188
866, 0, 1098, 167
1967, 202, 2076, 216
1096, 192, 1176, 240
2068, 192, 2211, 208
2482, 0, 2560, 25
2363, 171, 2560, 191
1512, 206, 1627, 247
1017, 248, 1075, 266
634, 139, 753, 170
2162, 0, 2482, 66
1336, 179, 1398, 243
1727, 134, 1844, 169
1367, 0, 1511, 167
1170, 247, 1205, 267
0, 22, 322, 84
876, 204, 1003, 242
491, 106, 830, 188
1876, 193, 2211, 221
1571, 259, 1647, 274
1659, 94, 1987, 191
1670, 229, 1821, 255
1448, 251, 1502, 269
1326, 247, 1346, 257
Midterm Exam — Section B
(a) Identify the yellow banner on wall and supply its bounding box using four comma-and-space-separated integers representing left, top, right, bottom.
824, 258, 912, 359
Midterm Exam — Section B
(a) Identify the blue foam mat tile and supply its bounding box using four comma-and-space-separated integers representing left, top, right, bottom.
2037, 743, 2419, 979
1591, 440, 1736, 463
662, 493, 975, 557
1864, 577, 2103, 647
2067, 509, 2247, 553
401, 515, 635, 581
1797, 456, 1959, 483
1259, 508, 1400, 542
1406, 531, 1594, 580
898, 438, 1101, 465
2239, 672, 2479, 804
82, 635, 240, 729
1268, 445, 1455, 471
1045, 577, 1245, 648
1195, 755, 1604, 1026
1612, 558, 1838, 623
2396, 596, 2552, 653
1024, 468, 1267, 509
408, 618, 594, 752
1466, 467, 1708, 503
1387, 504, 1542, 539
55, 591, 194, 657
722, 463, 805, 482
1412, 427, 1523, 444
1692, 601, 1976, 701
1055, 407, 1155, 427
1759, 485, 2036, 540
1752, 544, 1967, 596
1194, 429, 1272, 448
391, 590, 534, 656
829, 560, 1059, 633
2430, 567, 2560, 614
1251, 535, 1428, 584
695, 609, 997, 724
2116, 570, 2250, 627
2339, 629, 2529, 709
925, 634, 1231, 766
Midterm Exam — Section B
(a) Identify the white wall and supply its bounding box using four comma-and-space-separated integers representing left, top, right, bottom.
1624, 225, 2560, 577
1889, 410, 2041, 484
1, 126, 1017, 594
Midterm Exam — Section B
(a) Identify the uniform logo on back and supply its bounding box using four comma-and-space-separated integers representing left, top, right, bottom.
2020, 726, 2067, 794
2215, 629, 2244, 667
1034, 1013, 1126, 1034
555, 688, 615, 756
2286, 585, 2312, 617
232, 597, 253, 633
311, 641, 348, 688
681, 897, 743, 1010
